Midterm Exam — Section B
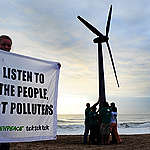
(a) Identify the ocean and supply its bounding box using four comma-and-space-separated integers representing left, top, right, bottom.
57, 114, 150, 135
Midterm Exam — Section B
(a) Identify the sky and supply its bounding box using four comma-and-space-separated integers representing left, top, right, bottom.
0, 0, 150, 114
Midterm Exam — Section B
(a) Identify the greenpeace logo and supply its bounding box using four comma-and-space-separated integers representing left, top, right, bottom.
0, 126, 24, 131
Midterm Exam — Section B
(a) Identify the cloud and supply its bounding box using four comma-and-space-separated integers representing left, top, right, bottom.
0, 1, 150, 114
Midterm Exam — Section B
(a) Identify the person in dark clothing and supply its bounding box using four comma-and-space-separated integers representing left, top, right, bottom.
83, 99, 100, 144
83, 103, 91, 144
99, 102, 111, 145
88, 106, 98, 144
0, 35, 12, 150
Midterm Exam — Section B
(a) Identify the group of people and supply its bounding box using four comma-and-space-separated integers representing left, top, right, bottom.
83, 99, 122, 145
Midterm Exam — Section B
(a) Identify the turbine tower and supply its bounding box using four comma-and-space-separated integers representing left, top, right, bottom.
77, 5, 119, 103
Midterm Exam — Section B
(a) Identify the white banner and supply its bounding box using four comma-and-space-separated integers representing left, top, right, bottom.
0, 50, 60, 142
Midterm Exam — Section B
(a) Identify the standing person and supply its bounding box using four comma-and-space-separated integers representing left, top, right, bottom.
83, 103, 91, 144
83, 99, 100, 144
99, 102, 111, 145
0, 35, 12, 150
110, 102, 122, 144
88, 106, 98, 144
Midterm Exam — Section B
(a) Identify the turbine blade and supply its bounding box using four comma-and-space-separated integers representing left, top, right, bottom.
106, 5, 112, 37
77, 16, 104, 37
106, 41, 120, 87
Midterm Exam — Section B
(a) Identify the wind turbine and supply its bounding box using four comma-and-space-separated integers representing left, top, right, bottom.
77, 5, 119, 103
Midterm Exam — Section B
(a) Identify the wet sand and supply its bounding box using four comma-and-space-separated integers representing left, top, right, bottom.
10, 134, 150, 150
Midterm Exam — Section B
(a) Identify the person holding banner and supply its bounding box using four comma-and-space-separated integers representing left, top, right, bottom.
0, 35, 12, 150
0, 35, 61, 143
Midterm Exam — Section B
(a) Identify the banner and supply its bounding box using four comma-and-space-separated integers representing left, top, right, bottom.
0, 50, 60, 142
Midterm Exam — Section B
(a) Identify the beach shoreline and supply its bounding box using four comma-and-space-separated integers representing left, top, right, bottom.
10, 134, 150, 150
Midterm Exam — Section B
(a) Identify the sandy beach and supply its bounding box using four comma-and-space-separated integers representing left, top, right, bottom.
10, 134, 150, 150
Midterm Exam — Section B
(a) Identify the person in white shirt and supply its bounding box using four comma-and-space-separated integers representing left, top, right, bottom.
110, 102, 122, 144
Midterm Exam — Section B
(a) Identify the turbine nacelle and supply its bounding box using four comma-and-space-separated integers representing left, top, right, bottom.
93, 36, 109, 43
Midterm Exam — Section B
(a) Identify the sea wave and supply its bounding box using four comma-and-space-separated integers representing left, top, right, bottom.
58, 119, 73, 123
58, 124, 84, 129
57, 121, 150, 130
119, 121, 150, 128
57, 124, 84, 135
58, 119, 84, 125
